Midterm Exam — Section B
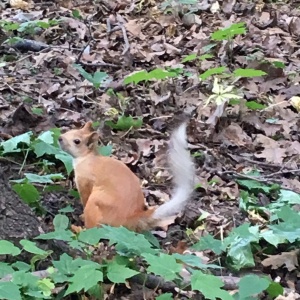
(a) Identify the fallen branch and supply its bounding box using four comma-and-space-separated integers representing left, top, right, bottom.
9, 39, 49, 52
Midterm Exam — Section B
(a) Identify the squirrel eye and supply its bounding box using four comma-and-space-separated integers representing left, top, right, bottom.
73, 139, 81, 145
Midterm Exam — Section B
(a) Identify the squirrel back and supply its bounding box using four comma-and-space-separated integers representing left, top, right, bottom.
59, 121, 195, 232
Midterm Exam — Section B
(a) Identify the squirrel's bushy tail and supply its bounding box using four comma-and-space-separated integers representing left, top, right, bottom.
152, 122, 195, 219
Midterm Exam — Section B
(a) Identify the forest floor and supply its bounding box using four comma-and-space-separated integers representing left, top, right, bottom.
1, 0, 300, 299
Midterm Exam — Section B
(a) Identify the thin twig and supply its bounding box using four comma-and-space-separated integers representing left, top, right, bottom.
80, 61, 120, 68
120, 25, 130, 55
76, 17, 94, 64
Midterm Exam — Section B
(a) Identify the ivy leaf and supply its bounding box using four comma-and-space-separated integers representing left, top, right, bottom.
0, 240, 21, 256
53, 214, 69, 231
37, 131, 54, 144
12, 270, 39, 287
12, 183, 40, 205
24, 173, 64, 184
142, 253, 181, 281
172, 253, 222, 269
65, 265, 103, 295
35, 229, 74, 242
55, 152, 74, 175
0, 132, 32, 154
33, 141, 59, 157
78, 227, 104, 245
191, 271, 233, 300
107, 260, 139, 283
192, 234, 223, 255
97, 225, 157, 255
20, 240, 48, 255
0, 263, 14, 278
0, 282, 22, 300
238, 275, 270, 298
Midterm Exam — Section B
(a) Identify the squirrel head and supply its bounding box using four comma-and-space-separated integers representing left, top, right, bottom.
59, 121, 99, 158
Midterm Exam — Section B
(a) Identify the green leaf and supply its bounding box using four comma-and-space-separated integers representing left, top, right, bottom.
1, 132, 32, 153
107, 260, 139, 283
272, 61, 285, 68
277, 189, 300, 205
53, 214, 69, 231
233, 68, 267, 78
147, 68, 177, 80
266, 281, 284, 298
37, 131, 54, 144
12, 183, 40, 204
37, 278, 55, 297
72, 9, 82, 19
236, 179, 274, 193
0, 282, 22, 300
172, 253, 222, 269
156, 293, 173, 300
192, 234, 223, 255
181, 53, 197, 63
199, 67, 226, 81
36, 229, 74, 242
142, 253, 181, 281
191, 270, 233, 300
124, 69, 177, 85
245, 101, 267, 110
238, 275, 270, 298
31, 107, 43, 115
12, 270, 39, 287
98, 145, 113, 156
24, 173, 64, 184
78, 227, 104, 245
55, 152, 74, 175
97, 225, 157, 255
52, 253, 77, 275
0, 240, 21, 256
124, 70, 149, 85
65, 265, 103, 295
33, 141, 59, 157
11, 261, 31, 272
211, 22, 246, 41
0, 263, 14, 278
105, 115, 143, 131
59, 205, 74, 213
20, 240, 48, 255
93, 71, 108, 88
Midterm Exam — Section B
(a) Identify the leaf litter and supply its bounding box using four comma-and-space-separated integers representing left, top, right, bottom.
1, 0, 300, 298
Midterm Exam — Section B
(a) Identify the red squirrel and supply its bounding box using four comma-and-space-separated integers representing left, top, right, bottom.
59, 121, 195, 232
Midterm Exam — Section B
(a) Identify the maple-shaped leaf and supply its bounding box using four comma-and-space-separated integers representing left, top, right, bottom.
107, 259, 139, 283
64, 265, 103, 295
142, 253, 182, 281
191, 270, 233, 300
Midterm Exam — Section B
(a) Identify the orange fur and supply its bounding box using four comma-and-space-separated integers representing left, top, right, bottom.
59, 121, 195, 232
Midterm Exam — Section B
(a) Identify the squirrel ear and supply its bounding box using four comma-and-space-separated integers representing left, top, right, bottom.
82, 121, 93, 132
86, 132, 99, 149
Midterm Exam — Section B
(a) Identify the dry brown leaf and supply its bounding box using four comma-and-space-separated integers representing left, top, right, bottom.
10, 0, 30, 10
261, 250, 299, 271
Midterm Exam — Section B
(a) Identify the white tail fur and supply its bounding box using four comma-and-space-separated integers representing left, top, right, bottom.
152, 122, 195, 219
